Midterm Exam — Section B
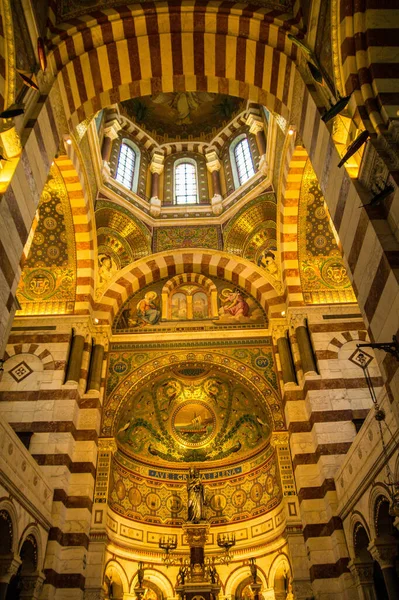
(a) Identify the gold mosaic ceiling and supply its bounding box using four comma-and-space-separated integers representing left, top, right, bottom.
223, 194, 277, 262
16, 163, 76, 315
95, 203, 151, 268
298, 159, 356, 304
115, 367, 273, 466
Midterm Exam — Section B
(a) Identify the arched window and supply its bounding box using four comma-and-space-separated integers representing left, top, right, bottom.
115, 141, 137, 190
233, 137, 255, 185
174, 161, 198, 204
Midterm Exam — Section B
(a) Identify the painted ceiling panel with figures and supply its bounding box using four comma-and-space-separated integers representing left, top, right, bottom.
16, 164, 76, 315
298, 159, 356, 304
113, 273, 267, 333
121, 94, 246, 143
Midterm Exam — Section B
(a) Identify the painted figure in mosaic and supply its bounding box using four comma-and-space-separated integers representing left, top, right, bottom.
98, 254, 117, 285
219, 289, 249, 319
258, 250, 279, 278
135, 291, 161, 326
187, 467, 206, 522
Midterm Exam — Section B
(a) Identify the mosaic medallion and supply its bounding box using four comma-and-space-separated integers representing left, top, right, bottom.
171, 401, 216, 448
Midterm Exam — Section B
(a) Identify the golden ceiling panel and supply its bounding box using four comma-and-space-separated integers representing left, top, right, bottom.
95, 204, 151, 261
298, 159, 356, 304
16, 164, 76, 315
223, 194, 277, 258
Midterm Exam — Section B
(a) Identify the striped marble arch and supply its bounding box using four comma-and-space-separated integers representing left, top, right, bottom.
94, 249, 286, 324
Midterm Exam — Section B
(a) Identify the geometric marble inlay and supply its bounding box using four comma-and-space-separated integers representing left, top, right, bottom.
348, 348, 374, 369
9, 361, 33, 382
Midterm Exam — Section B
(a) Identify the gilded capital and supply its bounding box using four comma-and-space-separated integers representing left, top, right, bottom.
246, 114, 264, 136
150, 151, 165, 175
270, 431, 290, 447
205, 150, 221, 173
98, 438, 117, 453
103, 119, 121, 141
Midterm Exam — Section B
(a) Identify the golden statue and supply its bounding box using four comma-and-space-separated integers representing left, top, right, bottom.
187, 467, 206, 523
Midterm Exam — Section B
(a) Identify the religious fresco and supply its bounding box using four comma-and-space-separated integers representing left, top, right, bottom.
16, 164, 76, 315
121, 93, 245, 142
298, 160, 356, 303
114, 275, 267, 333
153, 226, 222, 252
115, 370, 272, 464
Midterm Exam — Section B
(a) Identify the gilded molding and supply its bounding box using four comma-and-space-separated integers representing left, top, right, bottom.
0, 0, 16, 110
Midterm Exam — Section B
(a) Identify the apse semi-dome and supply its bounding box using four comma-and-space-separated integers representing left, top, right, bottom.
114, 367, 273, 466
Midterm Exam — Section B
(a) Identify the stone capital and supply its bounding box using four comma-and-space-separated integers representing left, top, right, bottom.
94, 328, 110, 349
246, 114, 264, 136
205, 150, 221, 172
368, 536, 398, 569
289, 313, 307, 329
103, 118, 121, 140
271, 320, 288, 342
74, 322, 90, 338
19, 572, 46, 599
0, 553, 22, 583
150, 152, 165, 175
348, 559, 374, 584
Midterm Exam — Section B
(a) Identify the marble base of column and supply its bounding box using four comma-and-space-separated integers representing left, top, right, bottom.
149, 196, 162, 217
258, 154, 268, 176
211, 194, 223, 215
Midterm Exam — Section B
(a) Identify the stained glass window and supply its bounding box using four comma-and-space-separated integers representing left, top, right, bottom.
234, 138, 255, 185
175, 162, 198, 204
115, 143, 136, 189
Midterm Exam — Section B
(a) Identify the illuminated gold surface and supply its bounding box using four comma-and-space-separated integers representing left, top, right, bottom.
299, 159, 356, 304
